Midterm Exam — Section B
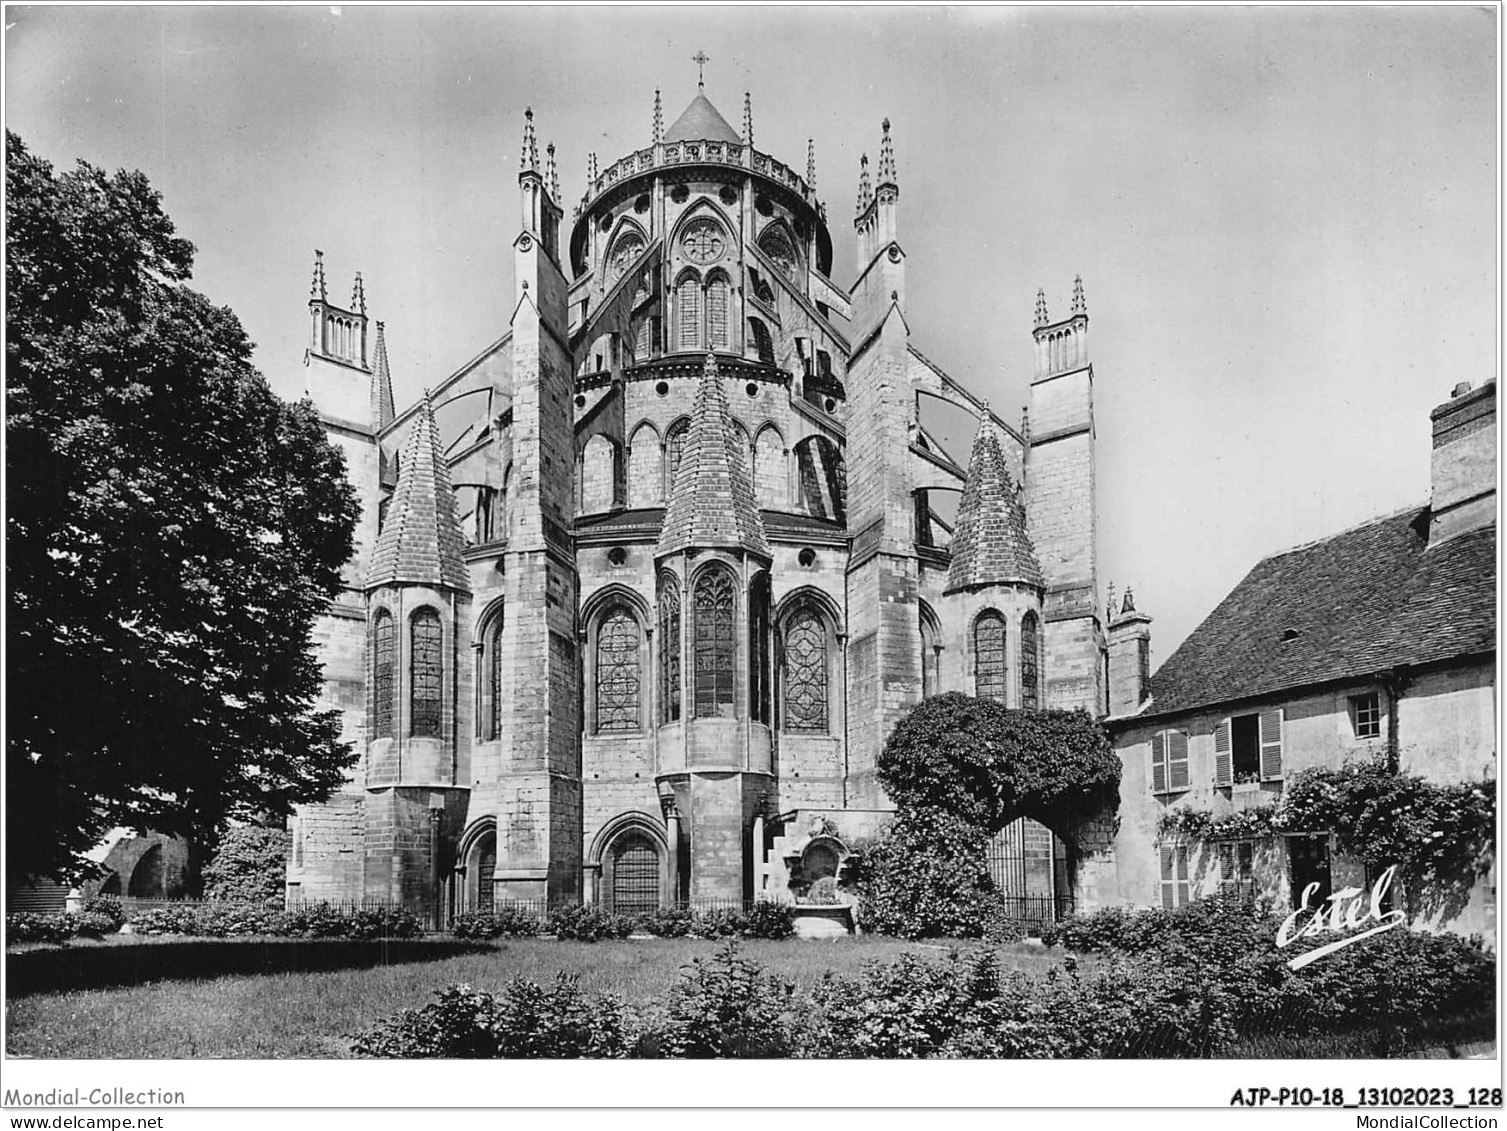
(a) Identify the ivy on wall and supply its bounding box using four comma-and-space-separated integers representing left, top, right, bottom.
1156, 758, 1495, 921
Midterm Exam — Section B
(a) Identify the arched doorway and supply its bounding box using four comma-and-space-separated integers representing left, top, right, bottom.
128, 844, 164, 898
987, 817, 1072, 932
607, 832, 661, 916
467, 830, 496, 913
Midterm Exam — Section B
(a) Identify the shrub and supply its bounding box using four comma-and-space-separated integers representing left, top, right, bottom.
631, 907, 695, 938
82, 894, 126, 929
6, 908, 126, 944
738, 900, 797, 940
843, 812, 1008, 938
451, 907, 542, 940
546, 904, 634, 942
128, 902, 419, 940
687, 907, 744, 939
350, 976, 631, 1059
201, 826, 292, 904
648, 941, 798, 1058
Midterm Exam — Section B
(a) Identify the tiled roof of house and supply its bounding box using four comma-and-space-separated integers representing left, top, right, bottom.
365, 392, 470, 593
1144, 506, 1495, 718
946, 411, 1042, 592
656, 354, 770, 558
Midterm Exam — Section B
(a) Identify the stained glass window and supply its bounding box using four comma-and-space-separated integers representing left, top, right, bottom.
665, 419, 689, 493
659, 577, 681, 723
784, 607, 828, 731
677, 275, 701, 350
608, 233, 645, 289
758, 228, 796, 277
476, 834, 496, 913
596, 608, 641, 731
974, 610, 1007, 703
373, 611, 395, 738
1020, 611, 1041, 710
694, 567, 736, 717
749, 573, 771, 724
748, 317, 775, 364
411, 607, 443, 736
489, 616, 505, 740
706, 275, 729, 350
680, 218, 725, 264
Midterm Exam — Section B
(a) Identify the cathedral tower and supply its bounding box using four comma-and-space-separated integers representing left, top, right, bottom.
485, 106, 582, 904
361, 394, 472, 910
843, 119, 919, 806
1026, 277, 1105, 713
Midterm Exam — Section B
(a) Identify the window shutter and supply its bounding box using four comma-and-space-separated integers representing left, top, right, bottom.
1214, 718, 1233, 786
1151, 732, 1167, 794
1168, 730, 1190, 791
1176, 845, 1191, 906
1160, 847, 1175, 910
1219, 843, 1234, 882
1259, 708, 1284, 781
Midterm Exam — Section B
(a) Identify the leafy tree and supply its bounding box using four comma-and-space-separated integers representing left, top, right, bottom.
201, 826, 293, 904
878, 692, 1120, 836
6, 131, 359, 885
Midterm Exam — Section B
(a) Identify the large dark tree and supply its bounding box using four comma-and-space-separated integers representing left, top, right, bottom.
6, 131, 360, 885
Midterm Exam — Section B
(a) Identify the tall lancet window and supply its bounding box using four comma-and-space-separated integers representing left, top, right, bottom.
783, 605, 829, 732
749, 572, 772, 725
659, 575, 682, 724
410, 607, 443, 737
677, 271, 702, 351
488, 614, 505, 740
1020, 611, 1041, 710
373, 610, 395, 739
974, 610, 1007, 703
693, 566, 737, 718
596, 607, 642, 732
665, 418, 689, 494
706, 272, 730, 350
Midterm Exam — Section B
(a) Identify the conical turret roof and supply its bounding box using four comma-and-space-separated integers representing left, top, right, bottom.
664, 90, 741, 144
366, 393, 470, 592
657, 354, 770, 558
946, 410, 1043, 592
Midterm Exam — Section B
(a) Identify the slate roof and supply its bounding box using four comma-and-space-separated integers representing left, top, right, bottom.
1143, 506, 1495, 718
365, 393, 471, 593
657, 354, 770, 558
663, 91, 741, 145
946, 415, 1043, 592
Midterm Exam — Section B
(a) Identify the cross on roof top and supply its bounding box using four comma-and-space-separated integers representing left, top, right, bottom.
692, 50, 710, 87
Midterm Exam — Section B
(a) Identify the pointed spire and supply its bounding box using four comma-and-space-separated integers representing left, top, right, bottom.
546, 141, 560, 202
1071, 274, 1087, 318
742, 91, 753, 147
370, 321, 395, 431
946, 407, 1043, 593
587, 152, 598, 190
876, 117, 897, 189
656, 354, 770, 558
366, 391, 470, 593
1033, 288, 1049, 329
310, 249, 327, 302
351, 272, 366, 316
1021, 405, 1030, 441
806, 138, 816, 190
1121, 585, 1136, 615
520, 106, 539, 173
1106, 581, 1117, 625
856, 153, 872, 216
653, 89, 664, 144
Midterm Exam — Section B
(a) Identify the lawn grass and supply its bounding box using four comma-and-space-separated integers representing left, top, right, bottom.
4, 935, 1069, 1059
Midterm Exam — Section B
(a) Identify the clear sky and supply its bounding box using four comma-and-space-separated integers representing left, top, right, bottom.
5, 5, 1498, 665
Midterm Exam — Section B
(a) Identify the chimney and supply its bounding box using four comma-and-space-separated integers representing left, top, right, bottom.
1429, 380, 1496, 547
1107, 586, 1152, 716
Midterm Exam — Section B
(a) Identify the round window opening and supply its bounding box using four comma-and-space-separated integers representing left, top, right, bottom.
670, 184, 689, 204
798, 547, 817, 567
745, 382, 759, 398
607, 547, 627, 567
719, 185, 738, 206
634, 194, 650, 214
598, 213, 614, 233
755, 194, 773, 217
574, 394, 587, 408
824, 398, 837, 413
655, 381, 670, 397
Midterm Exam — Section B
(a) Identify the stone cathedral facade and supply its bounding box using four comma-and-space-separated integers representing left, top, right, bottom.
284, 84, 1108, 918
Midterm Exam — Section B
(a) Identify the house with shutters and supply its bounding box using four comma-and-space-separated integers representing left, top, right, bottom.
1103, 380, 1497, 942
